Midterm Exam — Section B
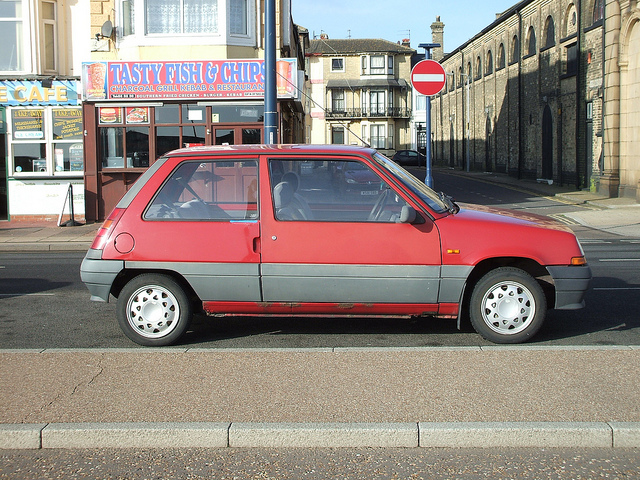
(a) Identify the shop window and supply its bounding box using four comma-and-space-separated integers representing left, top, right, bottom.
145, 0, 218, 35
99, 107, 150, 168
0, 0, 24, 71
242, 128, 261, 144
156, 125, 180, 157
10, 107, 83, 175
216, 129, 234, 145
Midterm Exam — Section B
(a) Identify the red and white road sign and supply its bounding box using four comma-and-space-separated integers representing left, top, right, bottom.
410, 59, 446, 96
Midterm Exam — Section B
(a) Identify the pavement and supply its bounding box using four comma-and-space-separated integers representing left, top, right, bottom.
1, 168, 640, 450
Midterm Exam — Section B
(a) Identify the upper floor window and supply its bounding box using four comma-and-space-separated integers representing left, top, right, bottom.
475, 56, 482, 80
592, 0, 604, 23
331, 89, 345, 112
543, 16, 555, 49
0, 0, 24, 71
42, 0, 57, 71
497, 43, 505, 69
331, 57, 344, 72
526, 26, 536, 56
370, 55, 385, 75
510, 35, 519, 63
485, 50, 493, 75
229, 0, 247, 35
145, 0, 218, 35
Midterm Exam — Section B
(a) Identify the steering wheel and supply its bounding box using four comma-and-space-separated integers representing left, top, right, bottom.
367, 188, 390, 221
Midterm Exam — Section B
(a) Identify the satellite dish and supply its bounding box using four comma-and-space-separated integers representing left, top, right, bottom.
101, 20, 113, 38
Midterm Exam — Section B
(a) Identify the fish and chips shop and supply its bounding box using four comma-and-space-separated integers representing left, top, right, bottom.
81, 58, 303, 222
0, 78, 83, 221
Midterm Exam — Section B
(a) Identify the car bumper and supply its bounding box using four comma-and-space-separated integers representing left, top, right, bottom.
80, 249, 124, 302
547, 265, 592, 310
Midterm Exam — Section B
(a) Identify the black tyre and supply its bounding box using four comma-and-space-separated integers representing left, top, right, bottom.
116, 274, 192, 346
469, 267, 546, 344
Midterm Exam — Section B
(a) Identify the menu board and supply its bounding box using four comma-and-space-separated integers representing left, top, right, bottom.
99, 107, 122, 124
53, 108, 83, 140
12, 109, 44, 140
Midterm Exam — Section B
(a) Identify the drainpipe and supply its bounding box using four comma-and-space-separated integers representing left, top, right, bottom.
517, 9, 523, 179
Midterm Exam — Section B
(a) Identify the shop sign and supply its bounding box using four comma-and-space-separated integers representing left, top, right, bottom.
82, 59, 297, 101
12, 109, 44, 140
0, 80, 80, 106
53, 108, 83, 140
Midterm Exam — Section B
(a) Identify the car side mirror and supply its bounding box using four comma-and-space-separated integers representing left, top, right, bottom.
399, 205, 417, 224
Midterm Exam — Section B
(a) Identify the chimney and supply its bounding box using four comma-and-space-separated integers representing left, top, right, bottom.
402, 38, 411, 47
320, 33, 329, 40
430, 16, 445, 61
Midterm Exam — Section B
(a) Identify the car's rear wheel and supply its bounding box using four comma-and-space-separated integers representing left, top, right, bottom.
117, 274, 192, 346
469, 267, 546, 344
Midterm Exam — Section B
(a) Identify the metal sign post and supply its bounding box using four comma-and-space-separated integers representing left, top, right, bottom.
413, 44, 443, 188
264, 0, 278, 144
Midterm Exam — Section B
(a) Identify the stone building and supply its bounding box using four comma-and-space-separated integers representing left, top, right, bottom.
431, 0, 608, 192
306, 37, 415, 156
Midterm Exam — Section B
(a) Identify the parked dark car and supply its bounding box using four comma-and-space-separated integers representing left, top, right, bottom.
392, 150, 425, 166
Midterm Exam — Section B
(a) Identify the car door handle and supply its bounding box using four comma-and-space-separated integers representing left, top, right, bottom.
253, 237, 261, 253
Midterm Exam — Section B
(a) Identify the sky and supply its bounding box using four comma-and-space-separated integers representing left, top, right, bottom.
292, 0, 516, 54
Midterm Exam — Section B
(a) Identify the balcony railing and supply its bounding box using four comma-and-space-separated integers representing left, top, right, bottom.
326, 107, 412, 119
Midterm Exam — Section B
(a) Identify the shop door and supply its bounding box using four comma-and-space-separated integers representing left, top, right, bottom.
213, 126, 263, 145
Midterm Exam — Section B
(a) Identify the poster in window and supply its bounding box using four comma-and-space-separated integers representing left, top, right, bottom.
53, 108, 83, 139
125, 107, 149, 124
12, 109, 45, 140
99, 107, 122, 124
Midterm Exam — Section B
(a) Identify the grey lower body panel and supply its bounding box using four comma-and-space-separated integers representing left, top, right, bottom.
261, 264, 442, 304
80, 250, 124, 302
547, 265, 592, 310
125, 261, 262, 302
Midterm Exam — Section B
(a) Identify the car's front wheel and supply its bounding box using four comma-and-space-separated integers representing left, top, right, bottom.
469, 267, 546, 344
117, 274, 192, 346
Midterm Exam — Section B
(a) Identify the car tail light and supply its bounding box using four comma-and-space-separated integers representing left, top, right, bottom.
90, 208, 125, 251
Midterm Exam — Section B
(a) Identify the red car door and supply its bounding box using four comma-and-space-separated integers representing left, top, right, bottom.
259, 155, 444, 315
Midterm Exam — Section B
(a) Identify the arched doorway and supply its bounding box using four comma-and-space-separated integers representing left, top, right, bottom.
620, 21, 640, 198
542, 105, 553, 180
485, 117, 493, 172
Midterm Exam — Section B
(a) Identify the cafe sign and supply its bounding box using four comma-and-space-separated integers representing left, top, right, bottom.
0, 80, 80, 106
82, 58, 298, 101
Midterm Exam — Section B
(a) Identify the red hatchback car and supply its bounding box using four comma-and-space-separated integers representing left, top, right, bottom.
81, 144, 591, 346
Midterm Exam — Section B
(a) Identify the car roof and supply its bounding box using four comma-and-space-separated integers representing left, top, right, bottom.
163, 144, 378, 158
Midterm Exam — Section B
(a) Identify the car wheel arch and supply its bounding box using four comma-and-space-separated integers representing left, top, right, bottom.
111, 268, 201, 307
457, 257, 555, 328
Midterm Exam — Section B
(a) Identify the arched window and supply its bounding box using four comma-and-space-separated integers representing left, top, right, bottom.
475, 56, 482, 79
467, 62, 472, 83
592, 0, 604, 23
457, 66, 462, 88
526, 26, 536, 56
497, 43, 506, 69
511, 35, 520, 63
486, 50, 493, 75
565, 4, 578, 36
544, 16, 555, 48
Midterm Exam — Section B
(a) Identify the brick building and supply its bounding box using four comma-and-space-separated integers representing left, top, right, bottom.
305, 37, 415, 156
431, 0, 606, 191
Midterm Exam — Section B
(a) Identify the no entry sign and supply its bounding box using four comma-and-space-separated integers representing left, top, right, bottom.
411, 59, 446, 96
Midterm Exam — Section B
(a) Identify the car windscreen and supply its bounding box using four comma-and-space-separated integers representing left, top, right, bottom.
372, 152, 448, 214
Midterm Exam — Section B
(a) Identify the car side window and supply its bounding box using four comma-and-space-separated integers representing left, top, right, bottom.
145, 159, 258, 221
269, 158, 410, 222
